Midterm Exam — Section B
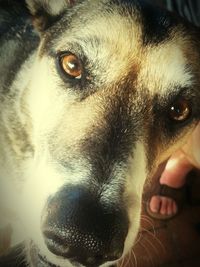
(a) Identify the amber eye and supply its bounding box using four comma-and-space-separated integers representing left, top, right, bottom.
169, 98, 191, 122
60, 53, 82, 79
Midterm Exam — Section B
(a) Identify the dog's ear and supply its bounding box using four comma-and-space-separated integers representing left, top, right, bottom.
26, 0, 77, 32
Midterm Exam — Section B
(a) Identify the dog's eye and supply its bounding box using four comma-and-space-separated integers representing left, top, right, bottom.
60, 53, 82, 79
169, 98, 191, 122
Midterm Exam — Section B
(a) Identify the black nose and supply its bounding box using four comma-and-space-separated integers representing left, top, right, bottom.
42, 186, 128, 266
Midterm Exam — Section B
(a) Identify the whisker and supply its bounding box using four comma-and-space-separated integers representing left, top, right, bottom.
141, 227, 166, 253
140, 216, 156, 235
134, 232, 142, 246
123, 251, 131, 267
117, 252, 125, 267
138, 240, 154, 267
131, 249, 137, 267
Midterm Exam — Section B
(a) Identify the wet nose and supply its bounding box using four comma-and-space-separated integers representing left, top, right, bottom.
42, 186, 128, 266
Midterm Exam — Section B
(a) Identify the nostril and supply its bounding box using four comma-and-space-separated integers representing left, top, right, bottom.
43, 227, 123, 266
43, 230, 70, 257
43, 229, 62, 243
43, 227, 103, 255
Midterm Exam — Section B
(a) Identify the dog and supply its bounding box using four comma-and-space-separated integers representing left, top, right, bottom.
0, 0, 200, 266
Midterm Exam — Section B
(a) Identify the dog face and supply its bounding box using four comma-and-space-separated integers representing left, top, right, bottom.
11, 0, 200, 266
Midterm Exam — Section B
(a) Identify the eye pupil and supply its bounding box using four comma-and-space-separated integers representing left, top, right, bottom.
61, 53, 82, 79
169, 98, 191, 122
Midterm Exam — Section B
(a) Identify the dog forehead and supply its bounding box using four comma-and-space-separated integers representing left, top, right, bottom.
138, 40, 193, 95
42, 0, 192, 94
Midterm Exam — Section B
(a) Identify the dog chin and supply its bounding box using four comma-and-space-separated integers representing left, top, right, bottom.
28, 241, 118, 267
29, 241, 79, 267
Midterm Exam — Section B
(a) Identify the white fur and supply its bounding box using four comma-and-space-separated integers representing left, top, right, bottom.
123, 142, 147, 257
0, 2, 195, 266
138, 40, 193, 95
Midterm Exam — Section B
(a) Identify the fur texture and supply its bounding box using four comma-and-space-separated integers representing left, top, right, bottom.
0, 0, 200, 266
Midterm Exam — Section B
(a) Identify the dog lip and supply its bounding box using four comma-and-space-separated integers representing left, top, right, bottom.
38, 253, 57, 267
29, 242, 63, 267
38, 254, 80, 267
40, 254, 116, 267
38, 253, 101, 267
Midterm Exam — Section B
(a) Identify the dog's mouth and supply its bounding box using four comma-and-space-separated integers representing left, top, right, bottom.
29, 241, 117, 267
29, 242, 57, 267
38, 254, 57, 267
30, 244, 69, 267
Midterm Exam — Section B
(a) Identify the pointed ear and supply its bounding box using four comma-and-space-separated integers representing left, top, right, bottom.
26, 0, 76, 32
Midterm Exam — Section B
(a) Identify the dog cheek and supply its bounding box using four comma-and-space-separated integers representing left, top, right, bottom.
123, 141, 147, 255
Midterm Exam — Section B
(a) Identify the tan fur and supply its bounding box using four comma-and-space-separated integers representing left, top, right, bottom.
0, 1, 200, 266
